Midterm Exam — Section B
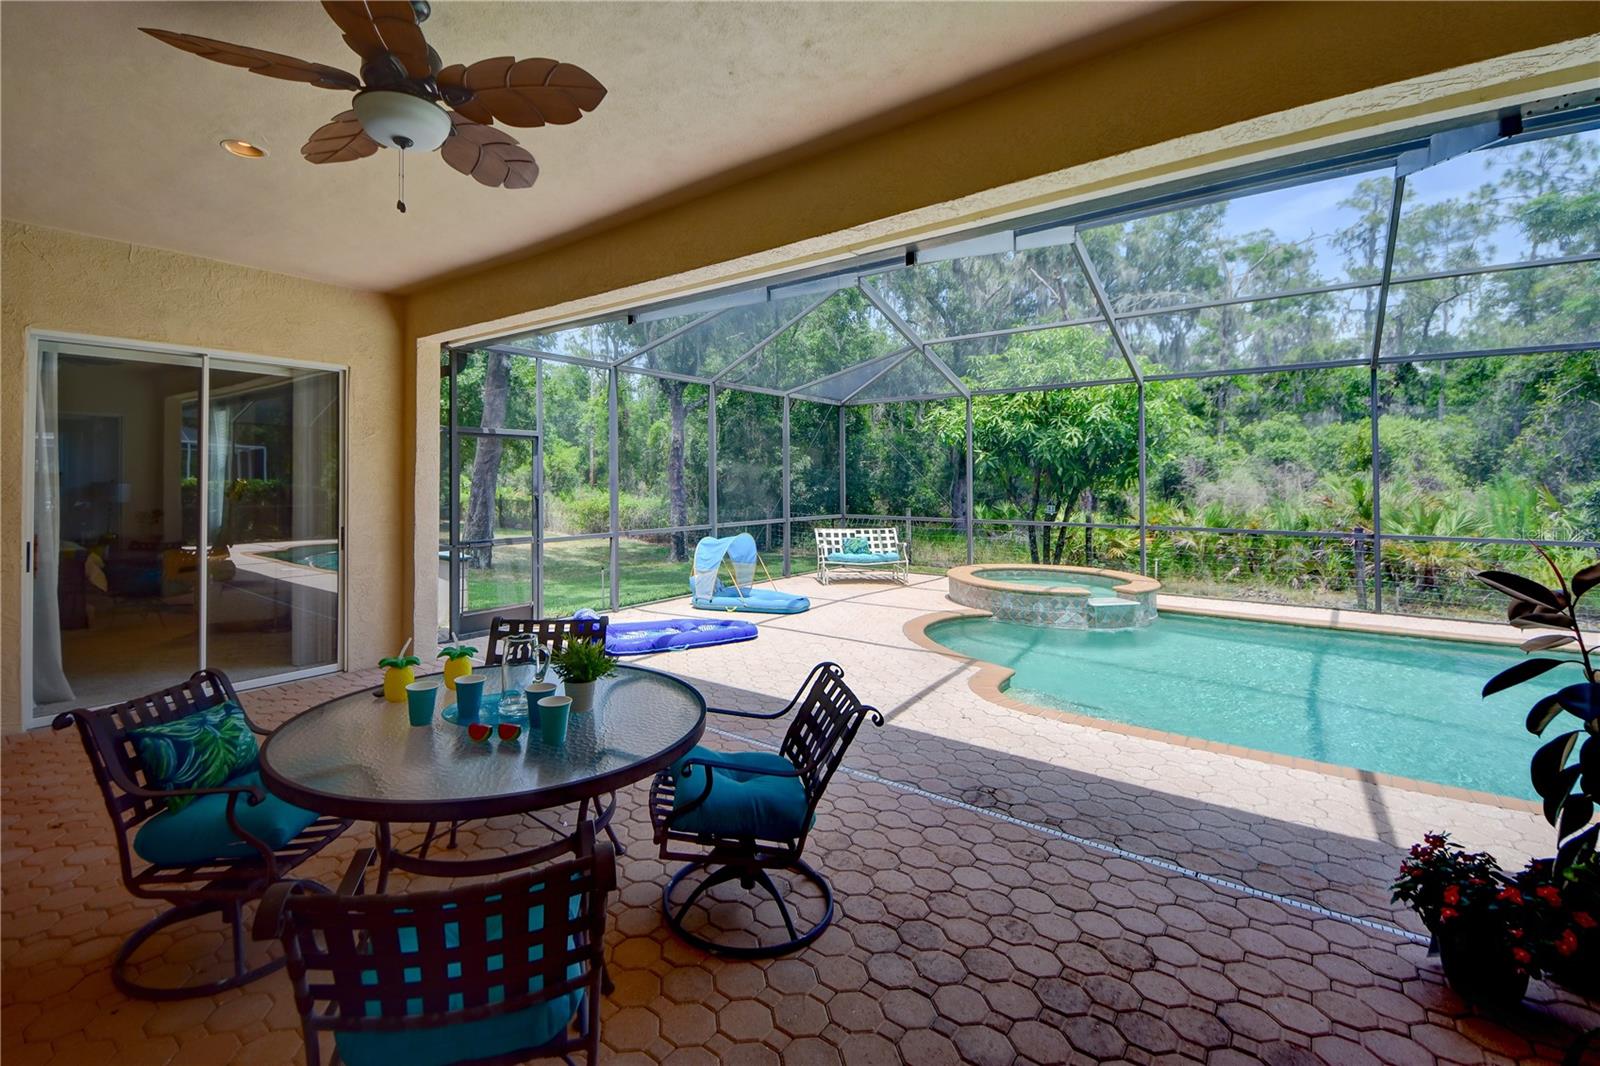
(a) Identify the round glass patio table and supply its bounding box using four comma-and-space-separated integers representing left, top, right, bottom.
260, 664, 705, 886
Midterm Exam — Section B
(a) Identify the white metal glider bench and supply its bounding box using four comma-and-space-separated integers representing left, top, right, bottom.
815, 527, 910, 585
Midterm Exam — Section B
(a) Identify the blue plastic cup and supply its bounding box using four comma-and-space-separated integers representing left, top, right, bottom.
405, 681, 440, 727
538, 695, 572, 745
454, 675, 486, 721
526, 681, 557, 709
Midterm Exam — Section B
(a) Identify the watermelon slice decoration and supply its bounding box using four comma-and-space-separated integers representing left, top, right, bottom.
497, 722, 523, 743
466, 722, 493, 743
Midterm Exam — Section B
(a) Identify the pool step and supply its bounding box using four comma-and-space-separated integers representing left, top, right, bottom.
1087, 596, 1140, 628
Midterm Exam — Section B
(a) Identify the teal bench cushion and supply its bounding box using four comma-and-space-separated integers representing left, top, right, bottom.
129, 701, 259, 812
670, 745, 810, 840
132, 771, 317, 866
826, 551, 901, 564
336, 899, 583, 1066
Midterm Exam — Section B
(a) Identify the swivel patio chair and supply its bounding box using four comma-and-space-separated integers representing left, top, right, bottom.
255, 825, 615, 1066
649, 661, 882, 957
53, 669, 350, 999
420, 613, 615, 860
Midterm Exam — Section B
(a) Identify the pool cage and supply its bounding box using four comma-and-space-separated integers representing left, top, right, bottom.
441, 98, 1600, 636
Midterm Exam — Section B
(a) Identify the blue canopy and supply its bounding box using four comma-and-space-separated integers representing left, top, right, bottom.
690, 534, 758, 599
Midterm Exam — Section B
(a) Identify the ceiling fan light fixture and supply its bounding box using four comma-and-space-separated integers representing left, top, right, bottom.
353, 89, 451, 153
220, 139, 267, 158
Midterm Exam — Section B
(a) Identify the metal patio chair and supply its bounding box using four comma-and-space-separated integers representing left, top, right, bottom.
255, 826, 615, 1066
649, 661, 882, 957
53, 670, 350, 999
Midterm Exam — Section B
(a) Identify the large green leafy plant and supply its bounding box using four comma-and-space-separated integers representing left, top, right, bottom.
1478, 552, 1599, 871
549, 639, 617, 685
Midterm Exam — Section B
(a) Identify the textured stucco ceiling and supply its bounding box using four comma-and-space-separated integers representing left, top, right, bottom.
1, 1, 1159, 292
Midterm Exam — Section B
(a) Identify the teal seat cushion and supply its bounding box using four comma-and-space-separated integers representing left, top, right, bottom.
670, 745, 810, 839
129, 701, 259, 812
335, 899, 583, 1066
132, 771, 317, 866
826, 551, 901, 564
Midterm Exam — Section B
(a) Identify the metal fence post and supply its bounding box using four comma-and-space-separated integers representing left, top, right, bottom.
965, 396, 975, 565
608, 366, 620, 611
708, 384, 719, 537
1366, 172, 1406, 615
1137, 383, 1148, 576
838, 404, 847, 522
782, 396, 792, 576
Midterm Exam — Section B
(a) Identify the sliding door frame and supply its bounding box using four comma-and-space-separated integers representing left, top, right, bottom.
20, 329, 349, 729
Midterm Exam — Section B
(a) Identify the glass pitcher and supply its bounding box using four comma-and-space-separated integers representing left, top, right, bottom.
496, 634, 549, 722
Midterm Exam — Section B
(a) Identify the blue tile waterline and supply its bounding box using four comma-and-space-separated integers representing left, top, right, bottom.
925, 612, 1574, 801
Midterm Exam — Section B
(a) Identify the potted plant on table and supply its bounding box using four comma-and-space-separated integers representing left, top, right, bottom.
1392, 551, 1598, 1008
549, 639, 617, 713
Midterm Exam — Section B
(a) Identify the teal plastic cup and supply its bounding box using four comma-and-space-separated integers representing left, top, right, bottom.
454, 675, 486, 721
525, 681, 557, 708
405, 681, 440, 727
538, 695, 572, 745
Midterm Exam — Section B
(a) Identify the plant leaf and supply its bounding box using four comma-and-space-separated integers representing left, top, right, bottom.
1528, 691, 1566, 736
1542, 765, 1581, 826
1478, 569, 1564, 610
1557, 794, 1594, 844
1571, 562, 1600, 604
1533, 731, 1580, 798
1556, 682, 1599, 721
1557, 822, 1597, 872
1521, 633, 1576, 653
1484, 657, 1567, 697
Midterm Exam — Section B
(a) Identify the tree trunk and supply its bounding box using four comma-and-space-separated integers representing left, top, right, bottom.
465, 351, 510, 569
666, 380, 689, 562
1082, 489, 1095, 562
948, 444, 968, 534
1027, 472, 1043, 563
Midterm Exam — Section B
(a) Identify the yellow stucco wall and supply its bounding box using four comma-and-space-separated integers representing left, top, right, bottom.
1, 221, 406, 732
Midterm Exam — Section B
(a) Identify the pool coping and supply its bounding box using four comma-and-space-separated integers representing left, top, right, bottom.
947, 563, 1161, 597
903, 606, 1541, 815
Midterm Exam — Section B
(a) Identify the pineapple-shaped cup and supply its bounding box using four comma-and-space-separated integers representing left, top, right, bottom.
438, 645, 478, 690
380, 654, 422, 703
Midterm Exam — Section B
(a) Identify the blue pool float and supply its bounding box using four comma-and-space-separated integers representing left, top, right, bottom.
689, 533, 811, 614
604, 618, 759, 656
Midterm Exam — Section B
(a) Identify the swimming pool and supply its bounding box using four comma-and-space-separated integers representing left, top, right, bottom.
258, 544, 340, 572
926, 612, 1559, 799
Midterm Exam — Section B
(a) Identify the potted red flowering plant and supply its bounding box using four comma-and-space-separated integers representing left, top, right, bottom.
1391, 833, 1529, 1007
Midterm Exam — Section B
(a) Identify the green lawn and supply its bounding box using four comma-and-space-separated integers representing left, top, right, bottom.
463, 535, 817, 619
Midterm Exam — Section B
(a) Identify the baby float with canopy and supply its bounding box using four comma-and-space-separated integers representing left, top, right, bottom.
689, 533, 811, 614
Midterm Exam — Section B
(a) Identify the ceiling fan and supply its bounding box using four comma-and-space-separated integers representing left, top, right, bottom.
142, 0, 606, 211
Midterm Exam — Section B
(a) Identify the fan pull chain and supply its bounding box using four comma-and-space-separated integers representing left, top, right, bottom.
396, 149, 406, 214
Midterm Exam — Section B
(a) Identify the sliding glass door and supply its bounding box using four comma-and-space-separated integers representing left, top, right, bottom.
27, 338, 343, 722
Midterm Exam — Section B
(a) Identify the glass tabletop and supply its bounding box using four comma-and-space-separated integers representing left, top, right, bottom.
259, 664, 706, 821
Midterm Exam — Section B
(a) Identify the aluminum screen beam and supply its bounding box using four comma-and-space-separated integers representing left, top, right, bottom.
1072, 231, 1143, 385
608, 366, 620, 611
965, 397, 975, 565
614, 308, 729, 366
710, 293, 833, 385
1365, 173, 1408, 615
860, 282, 969, 398
708, 384, 718, 535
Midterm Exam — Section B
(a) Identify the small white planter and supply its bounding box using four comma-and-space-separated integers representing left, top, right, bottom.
565, 680, 596, 713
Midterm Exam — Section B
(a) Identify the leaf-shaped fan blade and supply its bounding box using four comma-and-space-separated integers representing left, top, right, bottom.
321, 1, 431, 79
140, 28, 360, 90
437, 56, 606, 128
302, 111, 382, 164
441, 115, 538, 189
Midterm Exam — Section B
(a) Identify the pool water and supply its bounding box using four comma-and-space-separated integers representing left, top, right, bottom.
927, 613, 1571, 799
260, 544, 340, 572
976, 569, 1127, 592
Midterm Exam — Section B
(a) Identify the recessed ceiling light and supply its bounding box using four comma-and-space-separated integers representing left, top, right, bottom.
220, 139, 267, 158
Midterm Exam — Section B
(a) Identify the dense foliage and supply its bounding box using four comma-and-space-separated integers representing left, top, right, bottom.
446, 129, 1598, 619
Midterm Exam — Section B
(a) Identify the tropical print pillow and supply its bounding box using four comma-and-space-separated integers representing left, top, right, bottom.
130, 702, 260, 812
842, 535, 872, 554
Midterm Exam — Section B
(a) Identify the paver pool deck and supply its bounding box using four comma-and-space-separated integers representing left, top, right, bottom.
4, 573, 1596, 1065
